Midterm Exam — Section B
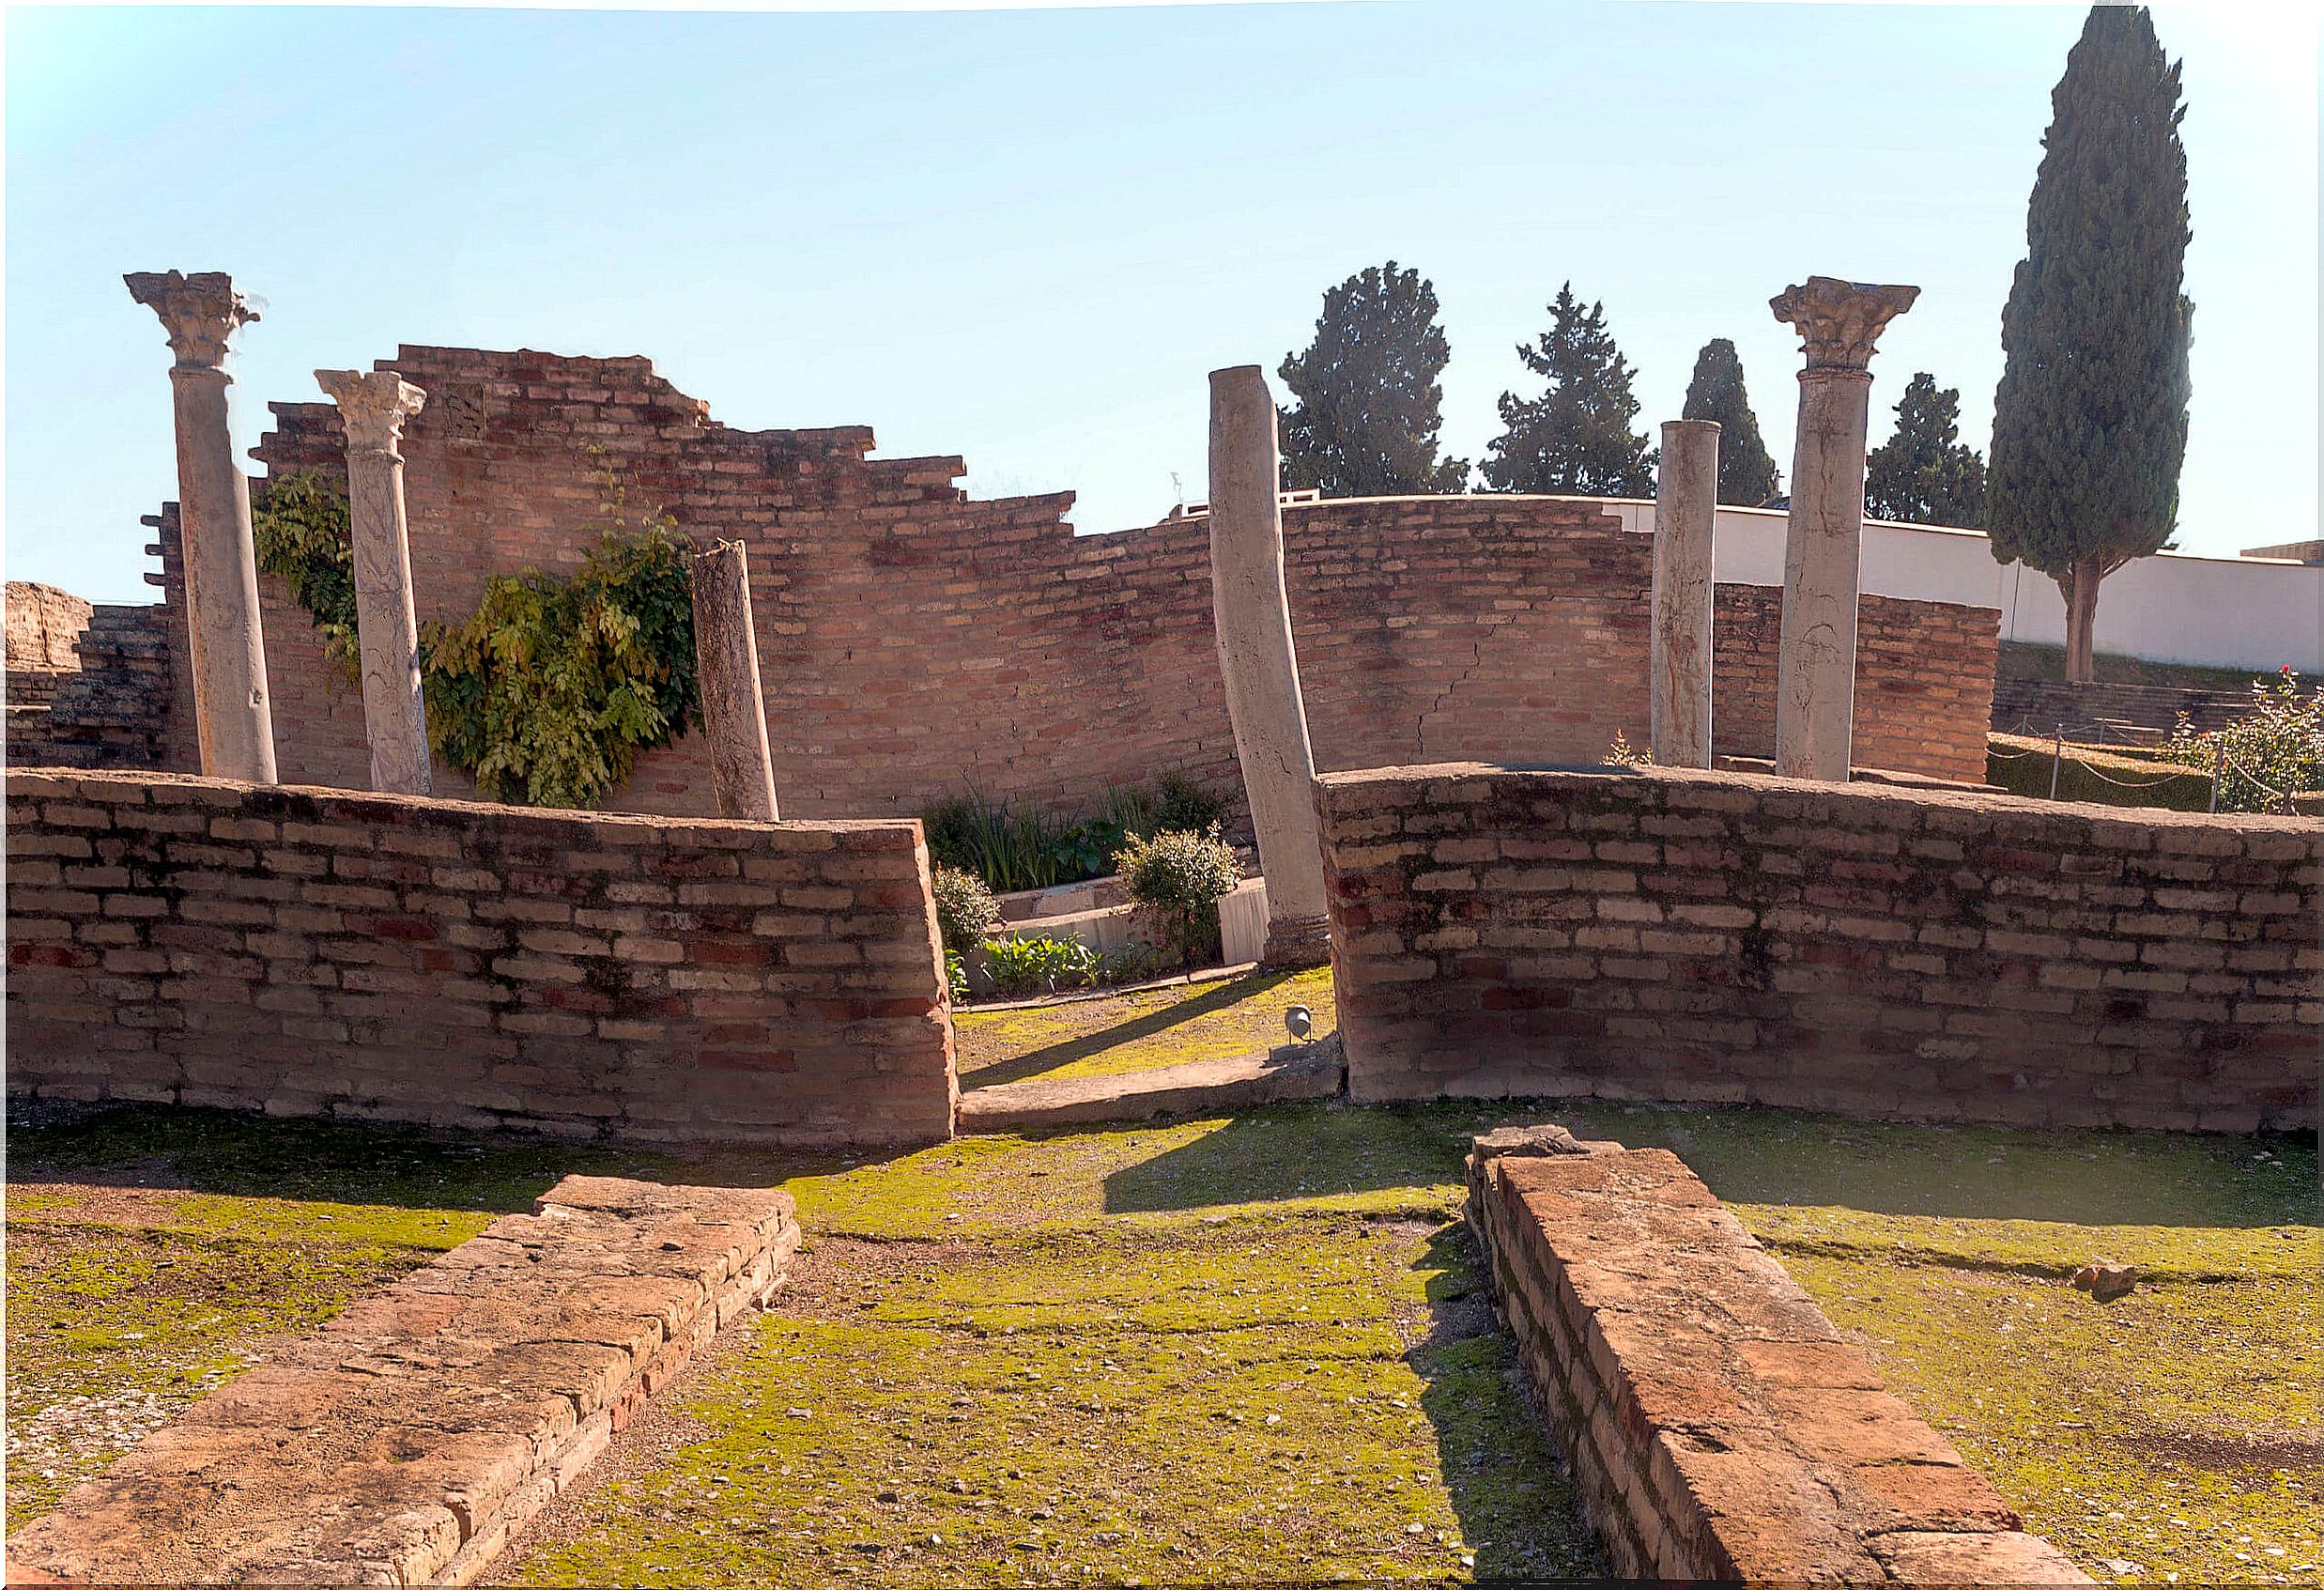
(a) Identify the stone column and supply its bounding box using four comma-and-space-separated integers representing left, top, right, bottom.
127, 270, 277, 782
1207, 365, 1328, 967
687, 540, 780, 821
316, 369, 431, 796
1651, 419, 1720, 767
1769, 276, 1919, 781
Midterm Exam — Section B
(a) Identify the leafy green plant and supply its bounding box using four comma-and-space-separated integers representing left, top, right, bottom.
930, 866, 999, 958
1114, 826, 1242, 970
251, 471, 361, 677
252, 459, 700, 811
980, 934, 1101, 999
921, 775, 1233, 895
945, 949, 970, 1005
2157, 668, 2324, 813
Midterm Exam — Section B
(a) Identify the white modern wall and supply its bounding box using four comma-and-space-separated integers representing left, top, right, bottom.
1597, 500, 2324, 672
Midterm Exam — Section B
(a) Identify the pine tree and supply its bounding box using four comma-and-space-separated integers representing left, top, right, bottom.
1481, 284, 1656, 496
1988, 4, 2193, 683
1680, 339, 1781, 507
1277, 261, 1469, 496
1866, 373, 1989, 528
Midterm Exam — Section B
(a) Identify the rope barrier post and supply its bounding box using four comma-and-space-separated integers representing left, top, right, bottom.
2209, 741, 2224, 814
2049, 724, 2064, 801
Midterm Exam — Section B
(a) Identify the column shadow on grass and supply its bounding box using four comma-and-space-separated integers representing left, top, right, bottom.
961, 968, 1305, 1089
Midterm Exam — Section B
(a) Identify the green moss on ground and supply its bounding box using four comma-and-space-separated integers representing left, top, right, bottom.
509, 1212, 1598, 1586
9, 1100, 2317, 1586
953, 966, 1335, 1087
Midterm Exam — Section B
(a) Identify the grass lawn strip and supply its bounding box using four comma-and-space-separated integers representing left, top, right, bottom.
953, 965, 1335, 1088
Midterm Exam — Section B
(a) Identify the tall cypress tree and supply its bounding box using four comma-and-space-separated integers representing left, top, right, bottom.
1481, 284, 1656, 497
1278, 261, 1470, 496
1680, 338, 1781, 506
1866, 373, 1989, 527
1987, 4, 2193, 683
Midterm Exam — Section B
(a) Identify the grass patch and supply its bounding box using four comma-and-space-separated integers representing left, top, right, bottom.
507, 1215, 1599, 1586
1997, 642, 2276, 694
953, 965, 1335, 1088
8, 1098, 2316, 1584
1988, 732, 2214, 811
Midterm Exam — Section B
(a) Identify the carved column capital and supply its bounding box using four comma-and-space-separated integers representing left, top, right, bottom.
125, 270, 256, 371
1769, 276, 1919, 375
316, 369, 427, 457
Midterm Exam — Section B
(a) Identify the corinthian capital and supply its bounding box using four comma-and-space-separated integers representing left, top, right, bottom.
316, 369, 427, 456
1769, 276, 1920, 373
125, 270, 256, 370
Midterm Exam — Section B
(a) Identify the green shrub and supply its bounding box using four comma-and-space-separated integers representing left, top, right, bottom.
251, 472, 361, 677
944, 949, 969, 1005
930, 865, 999, 958
2157, 668, 2324, 813
920, 774, 1235, 895
981, 934, 1100, 999
1114, 826, 1241, 969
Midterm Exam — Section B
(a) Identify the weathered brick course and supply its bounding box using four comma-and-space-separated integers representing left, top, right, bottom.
91, 349, 1994, 812
1320, 762, 2321, 1131
1465, 1131, 2091, 1582
5, 768, 956, 1145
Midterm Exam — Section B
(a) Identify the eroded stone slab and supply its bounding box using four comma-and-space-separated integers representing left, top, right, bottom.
1465, 1131, 2091, 1583
7, 1176, 799, 1586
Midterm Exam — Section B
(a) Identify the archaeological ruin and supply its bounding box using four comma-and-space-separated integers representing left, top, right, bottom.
5, 268, 2316, 1586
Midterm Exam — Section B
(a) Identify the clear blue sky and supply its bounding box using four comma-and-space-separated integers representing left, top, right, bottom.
6, 1, 2315, 603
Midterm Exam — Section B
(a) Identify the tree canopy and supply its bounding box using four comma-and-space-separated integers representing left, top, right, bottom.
1277, 261, 1469, 496
1987, 4, 2193, 679
1866, 373, 1989, 528
1679, 339, 1781, 507
1480, 284, 1656, 497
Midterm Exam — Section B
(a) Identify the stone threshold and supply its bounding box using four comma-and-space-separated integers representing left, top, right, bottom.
1465, 1126, 2092, 1584
958, 1035, 1345, 1132
7, 1176, 800, 1586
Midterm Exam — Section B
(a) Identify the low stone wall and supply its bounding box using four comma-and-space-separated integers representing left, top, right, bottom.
6, 580, 93, 673
6, 769, 956, 1146
7, 1175, 800, 1586
1317, 761, 2320, 1132
1465, 1129, 2089, 1582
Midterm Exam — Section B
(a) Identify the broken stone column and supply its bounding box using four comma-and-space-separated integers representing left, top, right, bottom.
316, 369, 431, 796
687, 539, 780, 821
1207, 365, 1328, 967
1769, 276, 1919, 781
1651, 419, 1720, 767
126, 270, 277, 783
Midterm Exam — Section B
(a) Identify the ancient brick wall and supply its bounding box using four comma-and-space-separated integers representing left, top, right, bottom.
1317, 762, 2320, 1133
5, 768, 956, 1147
1992, 675, 2258, 739
125, 347, 1995, 822
6, 581, 93, 675
1465, 1132, 2089, 1582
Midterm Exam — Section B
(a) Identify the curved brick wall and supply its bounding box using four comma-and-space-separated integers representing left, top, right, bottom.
126, 347, 1993, 817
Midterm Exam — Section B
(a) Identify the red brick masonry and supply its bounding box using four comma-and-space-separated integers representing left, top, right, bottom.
1465, 1128, 2091, 1582
1320, 762, 2321, 1132
5, 1175, 800, 1586
5, 769, 956, 1146
107, 347, 1995, 813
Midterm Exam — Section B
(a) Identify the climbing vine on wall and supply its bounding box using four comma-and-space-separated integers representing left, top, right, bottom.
250, 455, 700, 810
251, 472, 362, 675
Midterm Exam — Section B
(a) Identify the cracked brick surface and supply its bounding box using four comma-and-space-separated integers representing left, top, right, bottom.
6, 1175, 800, 1586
